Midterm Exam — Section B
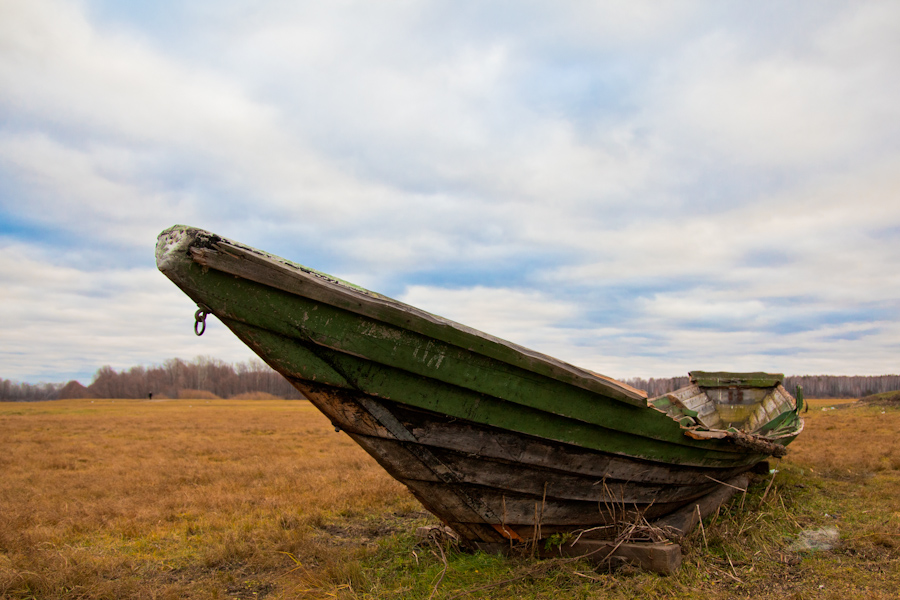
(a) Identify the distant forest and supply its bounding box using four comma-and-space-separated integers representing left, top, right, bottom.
1, 357, 303, 401
2, 359, 899, 401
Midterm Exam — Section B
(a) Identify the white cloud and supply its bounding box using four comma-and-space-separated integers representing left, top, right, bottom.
0, 0, 269, 147
0, 133, 192, 246
391, 282, 899, 379
647, 4, 900, 167
637, 291, 768, 325
1, 0, 898, 382
399, 284, 580, 347
0, 0, 413, 235
547, 150, 900, 301
0, 241, 257, 382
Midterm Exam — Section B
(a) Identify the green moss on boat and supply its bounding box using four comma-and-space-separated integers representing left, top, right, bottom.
156, 225, 803, 544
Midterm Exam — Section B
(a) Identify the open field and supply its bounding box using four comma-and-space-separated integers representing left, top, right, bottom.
1, 397, 898, 599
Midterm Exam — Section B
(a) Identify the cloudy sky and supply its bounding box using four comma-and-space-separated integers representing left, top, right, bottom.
2, 0, 899, 384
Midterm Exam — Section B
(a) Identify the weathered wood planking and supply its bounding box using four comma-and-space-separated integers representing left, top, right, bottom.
226, 318, 760, 468
299, 382, 754, 486
651, 381, 801, 450
156, 225, 804, 546
351, 435, 724, 504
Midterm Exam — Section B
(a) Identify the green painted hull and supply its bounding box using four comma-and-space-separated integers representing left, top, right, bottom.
156, 225, 803, 543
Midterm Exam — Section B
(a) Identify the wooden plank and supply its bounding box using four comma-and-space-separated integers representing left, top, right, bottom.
692, 401, 718, 419
663, 387, 726, 430
549, 540, 682, 573
299, 382, 756, 488
401, 415, 752, 485
349, 433, 722, 504
406, 480, 692, 527
689, 371, 783, 388
679, 392, 711, 411
300, 387, 394, 438
696, 412, 724, 431
775, 384, 797, 410
747, 392, 782, 432
668, 385, 703, 403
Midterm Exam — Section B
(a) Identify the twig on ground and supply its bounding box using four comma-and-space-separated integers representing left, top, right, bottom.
711, 564, 744, 584
759, 461, 779, 506
703, 475, 747, 492
572, 570, 604, 582
426, 531, 450, 600
570, 524, 617, 547
696, 505, 708, 551
725, 550, 740, 581
779, 495, 802, 529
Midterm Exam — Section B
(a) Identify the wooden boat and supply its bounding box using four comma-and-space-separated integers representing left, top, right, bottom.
156, 225, 804, 546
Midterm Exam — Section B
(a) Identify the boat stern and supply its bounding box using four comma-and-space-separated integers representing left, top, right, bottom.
649, 371, 804, 458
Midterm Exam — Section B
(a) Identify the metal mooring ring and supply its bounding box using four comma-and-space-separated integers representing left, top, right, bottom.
194, 307, 209, 336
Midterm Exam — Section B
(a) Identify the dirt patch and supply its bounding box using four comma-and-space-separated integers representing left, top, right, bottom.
225, 579, 274, 599
314, 510, 432, 547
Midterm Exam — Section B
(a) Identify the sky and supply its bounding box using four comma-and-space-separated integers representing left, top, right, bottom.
1, 0, 899, 384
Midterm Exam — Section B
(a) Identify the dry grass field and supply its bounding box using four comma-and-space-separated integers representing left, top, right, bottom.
1, 396, 898, 599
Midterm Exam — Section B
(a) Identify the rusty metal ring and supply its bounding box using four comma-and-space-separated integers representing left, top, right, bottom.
194, 307, 209, 336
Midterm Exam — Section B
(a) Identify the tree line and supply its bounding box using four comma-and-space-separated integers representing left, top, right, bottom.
3, 361, 899, 401
624, 374, 900, 399
1, 357, 304, 401
0, 380, 63, 402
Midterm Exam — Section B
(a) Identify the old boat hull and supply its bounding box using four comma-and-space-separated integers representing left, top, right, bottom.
156, 225, 803, 544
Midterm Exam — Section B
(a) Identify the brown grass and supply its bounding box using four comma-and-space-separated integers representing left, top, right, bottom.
228, 392, 284, 400
1, 397, 898, 599
0, 399, 418, 599
790, 403, 900, 474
